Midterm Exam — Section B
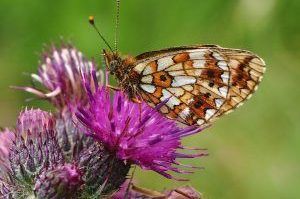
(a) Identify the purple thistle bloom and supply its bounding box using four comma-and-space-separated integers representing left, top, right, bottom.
77, 141, 130, 196
34, 163, 83, 198
11, 44, 130, 197
0, 109, 65, 198
11, 109, 64, 181
77, 86, 205, 179
0, 108, 129, 198
0, 128, 15, 192
15, 45, 103, 113
17, 108, 55, 137
15, 44, 104, 159
0, 129, 15, 166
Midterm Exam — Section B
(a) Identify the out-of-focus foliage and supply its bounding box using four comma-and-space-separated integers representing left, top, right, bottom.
0, 0, 299, 198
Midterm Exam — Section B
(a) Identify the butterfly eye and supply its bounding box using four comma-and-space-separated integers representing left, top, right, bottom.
109, 60, 119, 74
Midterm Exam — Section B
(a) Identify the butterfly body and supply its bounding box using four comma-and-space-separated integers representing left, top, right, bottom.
104, 45, 265, 127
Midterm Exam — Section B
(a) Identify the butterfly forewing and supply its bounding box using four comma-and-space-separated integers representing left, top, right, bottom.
132, 46, 265, 127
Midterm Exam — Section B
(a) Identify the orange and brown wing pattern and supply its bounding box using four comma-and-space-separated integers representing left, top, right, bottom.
132, 46, 265, 127
212, 48, 266, 119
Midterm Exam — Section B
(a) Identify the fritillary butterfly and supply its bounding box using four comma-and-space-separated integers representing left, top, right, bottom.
103, 45, 265, 127
90, 1, 265, 127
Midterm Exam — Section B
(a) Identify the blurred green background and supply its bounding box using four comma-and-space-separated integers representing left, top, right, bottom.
0, 0, 299, 198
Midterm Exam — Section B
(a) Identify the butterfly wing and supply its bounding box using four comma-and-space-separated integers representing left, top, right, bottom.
132, 45, 266, 127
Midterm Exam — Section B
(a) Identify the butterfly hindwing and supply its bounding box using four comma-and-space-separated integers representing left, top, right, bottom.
133, 46, 265, 127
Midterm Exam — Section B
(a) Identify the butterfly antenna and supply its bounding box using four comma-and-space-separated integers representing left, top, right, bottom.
89, 16, 113, 52
114, 0, 121, 52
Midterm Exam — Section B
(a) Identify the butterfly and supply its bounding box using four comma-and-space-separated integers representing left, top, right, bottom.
103, 44, 265, 127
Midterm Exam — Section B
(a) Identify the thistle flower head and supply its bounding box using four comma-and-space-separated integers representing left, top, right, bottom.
0, 129, 14, 163
11, 109, 64, 179
17, 44, 103, 113
0, 109, 65, 198
34, 163, 83, 199
16, 44, 104, 160
0, 128, 15, 182
17, 108, 55, 138
77, 86, 204, 179
0, 109, 130, 198
77, 142, 130, 196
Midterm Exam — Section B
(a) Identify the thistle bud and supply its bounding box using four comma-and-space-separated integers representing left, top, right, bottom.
34, 163, 83, 199
10, 109, 64, 181
78, 142, 130, 197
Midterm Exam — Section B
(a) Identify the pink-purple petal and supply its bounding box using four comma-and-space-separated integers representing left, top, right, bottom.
76, 86, 206, 178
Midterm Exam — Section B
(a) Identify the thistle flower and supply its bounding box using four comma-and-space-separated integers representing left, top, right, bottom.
1, 109, 64, 198
16, 45, 103, 113
0, 129, 15, 167
77, 141, 130, 197
76, 85, 205, 179
16, 44, 104, 159
0, 109, 130, 198
12, 109, 64, 173
10, 44, 130, 197
34, 163, 83, 199
16, 108, 55, 137
0, 128, 15, 197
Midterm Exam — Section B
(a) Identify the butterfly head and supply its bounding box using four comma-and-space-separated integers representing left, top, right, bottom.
103, 49, 123, 75
103, 49, 140, 99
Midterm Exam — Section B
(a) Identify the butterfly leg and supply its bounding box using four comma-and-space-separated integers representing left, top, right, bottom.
131, 97, 142, 104
131, 97, 143, 122
131, 184, 165, 198
106, 84, 121, 91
